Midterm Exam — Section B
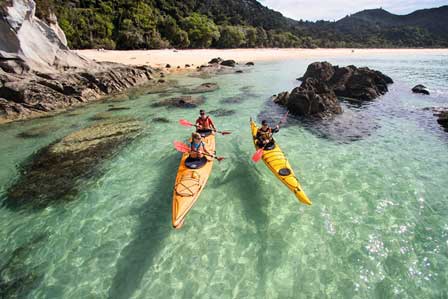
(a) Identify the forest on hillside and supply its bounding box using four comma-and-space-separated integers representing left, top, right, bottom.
34, 0, 448, 49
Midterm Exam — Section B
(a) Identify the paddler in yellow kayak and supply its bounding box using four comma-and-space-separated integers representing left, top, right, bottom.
255, 119, 280, 149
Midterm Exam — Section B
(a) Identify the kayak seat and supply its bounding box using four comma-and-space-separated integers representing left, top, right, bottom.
197, 129, 213, 137
185, 157, 207, 169
278, 168, 291, 176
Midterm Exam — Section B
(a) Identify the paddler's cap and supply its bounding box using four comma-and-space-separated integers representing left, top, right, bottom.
261, 120, 268, 125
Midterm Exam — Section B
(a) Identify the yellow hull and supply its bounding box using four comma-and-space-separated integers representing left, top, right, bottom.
172, 133, 216, 229
250, 119, 311, 205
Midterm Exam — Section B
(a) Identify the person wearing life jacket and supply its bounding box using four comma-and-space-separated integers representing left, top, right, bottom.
189, 132, 211, 160
195, 110, 216, 134
256, 119, 279, 148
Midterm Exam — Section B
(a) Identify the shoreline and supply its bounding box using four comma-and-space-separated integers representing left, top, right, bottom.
76, 48, 448, 70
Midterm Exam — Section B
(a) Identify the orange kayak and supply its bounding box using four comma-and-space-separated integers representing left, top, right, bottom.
172, 132, 216, 229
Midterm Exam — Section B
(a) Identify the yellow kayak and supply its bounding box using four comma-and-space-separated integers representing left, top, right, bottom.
172, 132, 215, 229
250, 119, 311, 205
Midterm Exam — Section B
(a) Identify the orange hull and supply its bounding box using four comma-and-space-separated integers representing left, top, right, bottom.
172, 133, 216, 229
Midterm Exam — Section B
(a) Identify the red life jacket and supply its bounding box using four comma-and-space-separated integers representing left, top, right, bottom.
196, 116, 213, 129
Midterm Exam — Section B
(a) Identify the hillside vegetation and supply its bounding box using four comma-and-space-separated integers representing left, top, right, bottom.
35, 0, 448, 49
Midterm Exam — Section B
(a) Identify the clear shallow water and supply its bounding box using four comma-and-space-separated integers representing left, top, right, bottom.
0, 53, 448, 298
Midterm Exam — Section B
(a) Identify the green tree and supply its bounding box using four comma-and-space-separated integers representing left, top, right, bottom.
181, 13, 220, 48
216, 25, 246, 48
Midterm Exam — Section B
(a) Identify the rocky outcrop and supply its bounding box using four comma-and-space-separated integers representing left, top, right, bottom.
0, 0, 159, 124
412, 84, 430, 95
0, 64, 155, 123
151, 95, 205, 108
272, 61, 393, 117
434, 108, 448, 131
6, 118, 143, 208
208, 57, 222, 64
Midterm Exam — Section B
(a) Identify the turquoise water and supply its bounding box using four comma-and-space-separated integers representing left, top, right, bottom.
1, 53, 448, 298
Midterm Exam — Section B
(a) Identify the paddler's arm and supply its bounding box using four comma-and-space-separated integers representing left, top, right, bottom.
272, 125, 280, 134
209, 117, 217, 131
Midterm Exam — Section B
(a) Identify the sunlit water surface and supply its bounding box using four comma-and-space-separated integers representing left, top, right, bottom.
0, 52, 447, 298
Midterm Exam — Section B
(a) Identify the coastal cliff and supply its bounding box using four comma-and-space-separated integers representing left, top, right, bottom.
0, 0, 159, 124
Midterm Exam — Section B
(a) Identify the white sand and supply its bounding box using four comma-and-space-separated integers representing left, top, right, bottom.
76, 48, 448, 71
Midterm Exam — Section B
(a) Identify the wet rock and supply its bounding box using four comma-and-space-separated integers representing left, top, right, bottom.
235, 70, 243, 73
208, 109, 236, 117
151, 96, 205, 108
273, 61, 393, 118
165, 64, 171, 68
6, 119, 143, 207
185, 64, 190, 68
185, 82, 219, 94
434, 108, 448, 131
89, 112, 114, 121
208, 58, 222, 64
220, 60, 236, 67
246, 62, 255, 66
157, 79, 166, 83
107, 106, 131, 111
412, 84, 430, 95
152, 117, 170, 123
17, 125, 56, 138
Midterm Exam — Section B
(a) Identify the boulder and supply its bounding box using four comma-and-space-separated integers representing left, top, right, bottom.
272, 61, 393, 118
220, 60, 236, 67
412, 84, 430, 95
6, 118, 143, 207
246, 62, 255, 66
151, 96, 205, 108
434, 108, 448, 131
208, 57, 222, 64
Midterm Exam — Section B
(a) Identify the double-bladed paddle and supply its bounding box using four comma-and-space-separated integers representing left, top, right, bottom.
251, 112, 289, 163
178, 119, 232, 135
173, 141, 225, 162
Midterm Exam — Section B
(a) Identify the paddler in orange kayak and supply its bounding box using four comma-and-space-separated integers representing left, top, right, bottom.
195, 109, 216, 134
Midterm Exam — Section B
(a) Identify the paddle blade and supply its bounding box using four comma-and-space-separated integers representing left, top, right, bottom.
279, 111, 289, 125
216, 157, 225, 162
251, 148, 264, 163
179, 119, 194, 127
219, 131, 232, 135
173, 141, 190, 153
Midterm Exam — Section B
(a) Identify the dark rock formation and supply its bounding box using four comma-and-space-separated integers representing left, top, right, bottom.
272, 61, 393, 117
185, 82, 219, 94
434, 108, 448, 131
151, 96, 205, 108
6, 118, 143, 207
208, 109, 236, 117
412, 84, 430, 95
107, 106, 131, 111
246, 62, 255, 66
152, 117, 170, 123
165, 64, 171, 68
208, 57, 222, 64
220, 60, 236, 67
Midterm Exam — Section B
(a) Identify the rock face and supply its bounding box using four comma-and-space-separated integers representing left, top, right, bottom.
151, 95, 205, 108
6, 118, 143, 207
0, 0, 158, 124
273, 61, 393, 117
412, 84, 430, 95
0, 0, 89, 73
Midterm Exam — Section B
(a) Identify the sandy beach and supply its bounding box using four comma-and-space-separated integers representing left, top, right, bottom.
76, 48, 448, 70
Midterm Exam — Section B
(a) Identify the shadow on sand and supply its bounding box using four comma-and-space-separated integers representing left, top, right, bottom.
108, 154, 178, 299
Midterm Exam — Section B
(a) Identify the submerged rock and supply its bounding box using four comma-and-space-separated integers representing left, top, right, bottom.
6, 119, 143, 207
185, 82, 219, 94
151, 96, 205, 108
17, 124, 56, 138
152, 117, 170, 123
272, 61, 393, 118
107, 106, 131, 111
412, 84, 430, 95
208, 109, 236, 117
89, 112, 114, 121
434, 108, 448, 131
